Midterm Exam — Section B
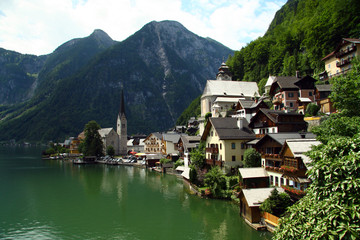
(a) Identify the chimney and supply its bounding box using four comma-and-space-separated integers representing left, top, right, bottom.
296, 70, 301, 78
237, 117, 243, 129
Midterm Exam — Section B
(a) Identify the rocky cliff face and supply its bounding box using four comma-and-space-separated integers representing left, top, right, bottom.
0, 20, 233, 141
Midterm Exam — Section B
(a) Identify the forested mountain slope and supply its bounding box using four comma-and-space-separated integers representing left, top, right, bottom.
227, 0, 360, 83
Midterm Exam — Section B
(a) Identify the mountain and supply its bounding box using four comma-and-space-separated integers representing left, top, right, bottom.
0, 21, 233, 142
0, 49, 47, 105
227, 0, 360, 83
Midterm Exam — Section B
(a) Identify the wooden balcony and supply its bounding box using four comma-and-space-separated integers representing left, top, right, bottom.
265, 166, 284, 173
335, 45, 356, 58
336, 57, 353, 67
206, 147, 219, 154
262, 154, 282, 161
206, 159, 223, 167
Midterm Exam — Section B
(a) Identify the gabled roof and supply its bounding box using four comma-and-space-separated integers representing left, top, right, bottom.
322, 38, 360, 61
269, 75, 316, 96
281, 139, 321, 169
145, 132, 162, 141
202, 80, 259, 98
241, 187, 285, 207
162, 133, 182, 143
98, 128, 114, 137
202, 117, 255, 141
255, 132, 316, 147
249, 108, 304, 128
239, 167, 268, 179
316, 84, 332, 92
180, 135, 201, 149
265, 75, 276, 88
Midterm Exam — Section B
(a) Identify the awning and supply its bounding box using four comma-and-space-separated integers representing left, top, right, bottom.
135, 153, 146, 156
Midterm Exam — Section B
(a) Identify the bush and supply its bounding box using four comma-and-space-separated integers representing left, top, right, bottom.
305, 103, 320, 116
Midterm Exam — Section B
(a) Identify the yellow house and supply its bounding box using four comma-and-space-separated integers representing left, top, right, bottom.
320, 38, 360, 80
201, 117, 255, 173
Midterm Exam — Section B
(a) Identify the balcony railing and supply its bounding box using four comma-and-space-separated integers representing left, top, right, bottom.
206, 159, 223, 167
265, 166, 284, 173
335, 45, 357, 58
336, 57, 353, 67
206, 147, 219, 154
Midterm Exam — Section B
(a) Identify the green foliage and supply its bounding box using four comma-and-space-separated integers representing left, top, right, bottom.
173, 159, 184, 169
273, 135, 360, 239
329, 58, 360, 117
305, 103, 320, 117
106, 145, 115, 157
189, 165, 198, 184
259, 188, 292, 217
160, 158, 172, 165
204, 166, 227, 198
257, 78, 267, 96
44, 142, 68, 155
83, 120, 104, 157
243, 148, 261, 168
274, 61, 360, 239
189, 141, 205, 169
227, 0, 360, 82
176, 95, 201, 125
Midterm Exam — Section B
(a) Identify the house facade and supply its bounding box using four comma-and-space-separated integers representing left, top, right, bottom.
319, 38, 360, 80
248, 108, 308, 138
201, 117, 255, 173
269, 75, 316, 112
232, 97, 269, 122
144, 132, 163, 154
315, 84, 336, 115
177, 135, 201, 157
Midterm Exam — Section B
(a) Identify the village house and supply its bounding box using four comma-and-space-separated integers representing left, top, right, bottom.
144, 132, 163, 154
254, 132, 315, 188
177, 135, 201, 157
127, 135, 146, 154
161, 132, 182, 156
239, 187, 285, 224
315, 84, 336, 115
201, 117, 255, 173
238, 167, 269, 189
231, 97, 269, 122
248, 108, 308, 138
319, 38, 360, 81
199, 62, 259, 135
269, 73, 317, 112
279, 138, 320, 199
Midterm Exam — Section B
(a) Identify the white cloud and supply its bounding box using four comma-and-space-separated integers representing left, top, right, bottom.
0, 0, 286, 55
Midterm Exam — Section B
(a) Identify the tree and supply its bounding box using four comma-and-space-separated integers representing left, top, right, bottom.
189, 141, 205, 169
243, 148, 261, 167
83, 120, 104, 157
204, 166, 227, 198
274, 59, 360, 239
106, 145, 115, 157
329, 58, 360, 117
305, 103, 320, 117
273, 135, 360, 239
260, 188, 292, 217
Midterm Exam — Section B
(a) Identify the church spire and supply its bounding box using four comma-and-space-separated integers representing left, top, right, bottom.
119, 89, 126, 117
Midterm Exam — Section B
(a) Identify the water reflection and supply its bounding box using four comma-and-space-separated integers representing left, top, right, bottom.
1, 148, 271, 240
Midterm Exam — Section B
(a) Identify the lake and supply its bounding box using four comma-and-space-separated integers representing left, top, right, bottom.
0, 146, 271, 240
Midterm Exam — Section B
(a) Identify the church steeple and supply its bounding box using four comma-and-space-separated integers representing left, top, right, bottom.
119, 89, 126, 118
117, 89, 127, 155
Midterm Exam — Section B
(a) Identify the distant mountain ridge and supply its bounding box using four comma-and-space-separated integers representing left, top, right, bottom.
0, 20, 233, 142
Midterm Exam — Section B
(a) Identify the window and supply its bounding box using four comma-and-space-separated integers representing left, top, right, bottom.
328, 64, 330, 69
231, 143, 236, 149
241, 155, 244, 161
241, 143, 245, 149
290, 102, 294, 107
275, 177, 279, 186
288, 92, 294, 98
220, 143, 222, 150
280, 178, 284, 186
309, 91, 313, 97
232, 156, 236, 161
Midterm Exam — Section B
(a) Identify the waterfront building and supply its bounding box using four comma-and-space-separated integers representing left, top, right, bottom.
201, 117, 255, 174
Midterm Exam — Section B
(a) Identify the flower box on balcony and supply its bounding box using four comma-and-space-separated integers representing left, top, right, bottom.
281, 165, 297, 173
281, 185, 305, 197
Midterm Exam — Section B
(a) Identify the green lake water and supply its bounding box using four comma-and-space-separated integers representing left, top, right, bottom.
0, 146, 271, 240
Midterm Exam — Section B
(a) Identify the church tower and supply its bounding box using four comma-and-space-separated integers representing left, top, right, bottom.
117, 90, 127, 155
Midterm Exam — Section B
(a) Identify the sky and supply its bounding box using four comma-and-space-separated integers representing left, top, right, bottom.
0, 0, 287, 56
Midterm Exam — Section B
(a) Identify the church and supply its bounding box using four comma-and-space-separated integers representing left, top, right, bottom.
97, 90, 127, 156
